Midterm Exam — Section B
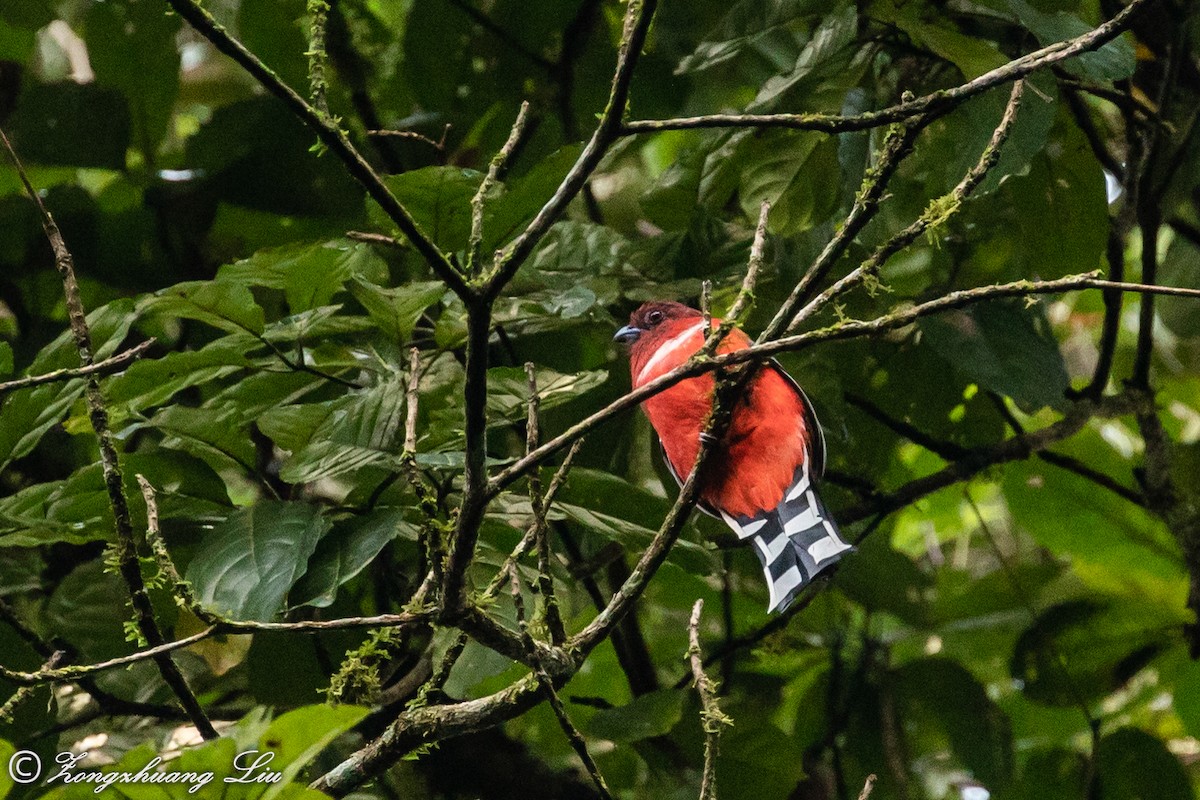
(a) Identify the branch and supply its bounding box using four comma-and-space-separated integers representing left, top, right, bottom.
484, 0, 658, 299
469, 102, 531, 275
0, 126, 217, 741
160, 0, 470, 299
786, 80, 1025, 333
760, 111, 933, 341
0, 339, 155, 396
489, 274, 1200, 498
511, 569, 613, 800
688, 600, 732, 800
621, 0, 1153, 135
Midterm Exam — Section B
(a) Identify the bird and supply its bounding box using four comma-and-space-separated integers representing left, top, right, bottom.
614, 300, 852, 613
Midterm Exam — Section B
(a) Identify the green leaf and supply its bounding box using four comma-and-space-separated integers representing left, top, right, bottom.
584, 689, 687, 742
292, 508, 417, 608
348, 277, 445, 343
1004, 0, 1136, 81
84, 0, 181, 152
486, 366, 608, 422
186, 502, 332, 621
0, 341, 11, 378
736, 130, 840, 234
1096, 728, 1191, 800
1011, 601, 1173, 707
152, 280, 267, 335
0, 301, 138, 471
375, 167, 483, 251
1174, 657, 1200, 738
748, 3, 858, 112
256, 704, 370, 799
1159, 236, 1200, 338
920, 299, 1069, 412
676, 0, 822, 74
0, 738, 13, 800
151, 406, 258, 471
217, 239, 389, 313
895, 657, 1014, 787
107, 334, 257, 409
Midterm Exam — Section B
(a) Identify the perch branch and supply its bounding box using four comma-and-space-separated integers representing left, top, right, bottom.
0, 339, 155, 396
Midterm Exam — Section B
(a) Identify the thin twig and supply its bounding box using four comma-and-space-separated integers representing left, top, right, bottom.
137, 476, 220, 624
0, 126, 218, 741
0, 339, 155, 396
485, 0, 658, 299
468, 102, 530, 275
688, 600, 732, 800
621, 0, 1152, 136
857, 774, 878, 800
511, 569, 613, 800
306, 0, 332, 119
525, 363, 566, 644
786, 80, 1026, 333
728, 200, 770, 324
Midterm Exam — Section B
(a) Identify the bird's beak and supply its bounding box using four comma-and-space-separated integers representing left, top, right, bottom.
613, 325, 642, 344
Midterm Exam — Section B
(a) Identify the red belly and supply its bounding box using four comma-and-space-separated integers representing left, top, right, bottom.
643, 366, 809, 518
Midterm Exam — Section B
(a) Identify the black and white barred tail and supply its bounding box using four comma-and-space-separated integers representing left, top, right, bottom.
719, 459, 853, 612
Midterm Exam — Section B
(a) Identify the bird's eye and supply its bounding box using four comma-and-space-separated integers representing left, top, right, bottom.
647, 310, 665, 326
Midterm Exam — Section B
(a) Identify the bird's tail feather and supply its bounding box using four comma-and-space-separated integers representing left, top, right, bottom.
722, 462, 853, 612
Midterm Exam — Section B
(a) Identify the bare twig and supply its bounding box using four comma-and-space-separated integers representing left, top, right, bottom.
0, 339, 155, 396
728, 200, 770, 324
511, 569, 613, 800
137, 476, 219, 624
525, 363, 566, 644
306, 0, 332, 119
688, 600, 732, 800
621, 0, 1152, 136
1, 126, 218, 741
468, 102, 531, 275
857, 774, 878, 800
786, 80, 1026, 333
485, 0, 658, 299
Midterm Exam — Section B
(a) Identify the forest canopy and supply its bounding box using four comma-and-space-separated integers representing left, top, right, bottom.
0, 0, 1199, 798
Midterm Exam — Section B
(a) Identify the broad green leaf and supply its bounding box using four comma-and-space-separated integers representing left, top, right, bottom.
676, 0, 820, 74
0, 341, 11, 378
0, 300, 138, 471
292, 508, 416, 608
151, 406, 258, 471
1159, 236, 1200, 338
257, 705, 370, 799
374, 167, 483, 251
1011, 601, 1174, 707
1096, 728, 1191, 800
921, 299, 1069, 412
0, 738, 12, 799
895, 657, 1014, 787
106, 334, 257, 409
84, 0, 181, 152
1004, 0, 1136, 81
584, 689, 687, 742
486, 366, 608, 422
217, 239, 389, 313
152, 280, 266, 335
748, 3, 858, 112
186, 502, 331, 621
736, 130, 840, 234
348, 277, 445, 343
1174, 657, 1200, 738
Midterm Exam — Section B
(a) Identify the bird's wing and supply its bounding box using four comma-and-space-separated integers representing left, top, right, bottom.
769, 359, 827, 478
658, 440, 720, 518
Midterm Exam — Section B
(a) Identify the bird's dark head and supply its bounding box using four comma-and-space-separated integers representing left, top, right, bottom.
614, 301, 703, 372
